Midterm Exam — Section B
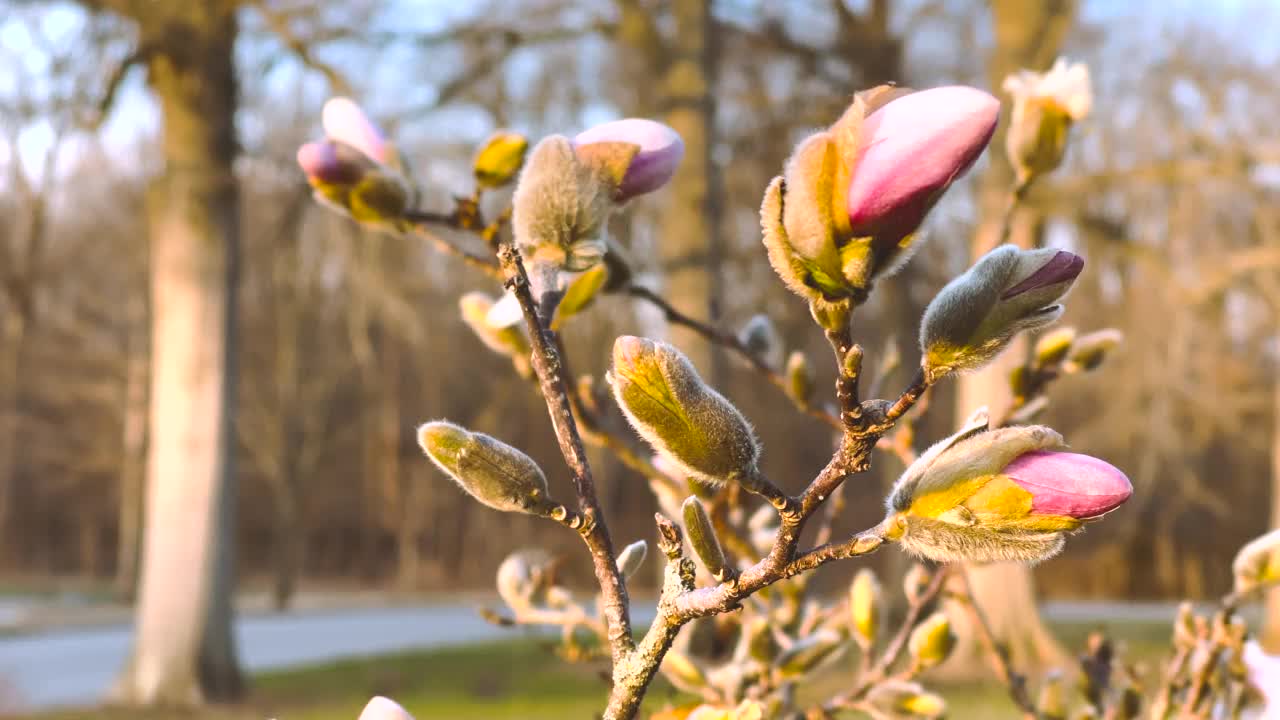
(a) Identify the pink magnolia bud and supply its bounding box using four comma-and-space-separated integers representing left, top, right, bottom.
296, 141, 370, 185
574, 118, 684, 200
1003, 450, 1132, 519
845, 86, 1000, 240
323, 97, 392, 165
358, 696, 415, 720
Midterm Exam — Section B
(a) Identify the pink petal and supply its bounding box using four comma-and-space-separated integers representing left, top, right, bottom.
296, 140, 369, 185
323, 97, 390, 164
358, 696, 415, 720
574, 118, 684, 199
846, 86, 999, 238
1002, 251, 1084, 299
1005, 451, 1132, 519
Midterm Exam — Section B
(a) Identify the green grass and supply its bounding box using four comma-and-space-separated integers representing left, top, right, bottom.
20, 620, 1172, 720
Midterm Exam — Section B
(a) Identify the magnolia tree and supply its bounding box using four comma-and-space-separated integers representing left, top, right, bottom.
298, 61, 1277, 720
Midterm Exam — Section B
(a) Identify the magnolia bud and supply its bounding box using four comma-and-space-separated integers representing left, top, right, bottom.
1037, 671, 1066, 720
1064, 328, 1123, 373
473, 131, 529, 189
920, 244, 1084, 382
662, 649, 708, 690
418, 421, 559, 516
903, 564, 932, 606
1003, 58, 1092, 188
1034, 327, 1077, 368
683, 496, 731, 581
298, 98, 412, 229
495, 549, 553, 609
359, 696, 415, 720
686, 701, 765, 720
780, 351, 814, 408
884, 415, 1131, 564
908, 612, 955, 669
459, 292, 533, 378
551, 264, 609, 330
738, 314, 783, 370
745, 618, 780, 663
615, 540, 648, 579
849, 568, 882, 647
776, 629, 846, 676
610, 336, 761, 486
574, 118, 684, 202
1232, 528, 1280, 595
865, 680, 946, 719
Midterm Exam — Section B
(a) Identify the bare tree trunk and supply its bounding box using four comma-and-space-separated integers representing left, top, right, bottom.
271, 487, 302, 612
115, 298, 148, 601
0, 311, 27, 567
1264, 378, 1280, 651
113, 2, 243, 704
942, 0, 1077, 678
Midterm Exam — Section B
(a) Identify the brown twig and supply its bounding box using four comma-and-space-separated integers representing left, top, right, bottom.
402, 214, 503, 279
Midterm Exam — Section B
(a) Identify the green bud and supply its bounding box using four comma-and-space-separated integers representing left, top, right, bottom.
865, 680, 947, 719
907, 612, 955, 669
1034, 327, 1077, 368
1063, 328, 1123, 373
610, 336, 760, 486
745, 618, 780, 663
551, 264, 609, 330
473, 131, 529, 189
418, 421, 559, 516
776, 629, 846, 676
615, 540, 648, 579
1009, 365, 1032, 400
786, 351, 813, 407
738, 314, 783, 370
682, 496, 731, 581
1232, 528, 1280, 595
459, 292, 533, 378
920, 245, 1083, 382
661, 649, 708, 690
849, 568, 882, 647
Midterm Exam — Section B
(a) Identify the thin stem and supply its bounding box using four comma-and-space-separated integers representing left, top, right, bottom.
495, 243, 634, 663
402, 215, 503, 279
996, 179, 1031, 247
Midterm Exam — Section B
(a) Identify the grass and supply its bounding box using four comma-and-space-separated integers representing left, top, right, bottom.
18, 619, 1172, 720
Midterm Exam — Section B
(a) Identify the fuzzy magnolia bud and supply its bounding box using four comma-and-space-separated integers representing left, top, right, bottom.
762, 85, 999, 311
849, 568, 882, 647
903, 564, 932, 606
297, 98, 412, 229
495, 549, 554, 609
865, 681, 947, 719
512, 135, 615, 280
883, 409, 1131, 564
686, 701, 765, 720
662, 649, 709, 690
920, 244, 1084, 382
1064, 328, 1123, 373
615, 540, 648, 579
418, 421, 560, 516
1003, 58, 1092, 188
683, 496, 731, 581
459, 292, 533, 378
574, 118, 685, 202
1034, 327, 1077, 368
551, 264, 609, 330
785, 351, 813, 407
907, 612, 955, 670
1232, 529, 1280, 595
359, 696, 415, 720
776, 629, 846, 676
738, 314, 784, 370
473, 131, 529, 189
610, 336, 761, 486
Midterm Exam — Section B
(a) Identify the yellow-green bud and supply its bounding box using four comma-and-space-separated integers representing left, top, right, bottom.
418, 421, 558, 516
776, 629, 846, 676
610, 336, 760, 486
459, 292, 532, 378
682, 496, 731, 581
473, 131, 529, 189
903, 563, 932, 606
907, 612, 955, 669
865, 680, 947, 719
1232, 528, 1280, 595
1037, 671, 1066, 720
745, 618, 779, 663
1063, 328, 1123, 373
551, 264, 609, 330
849, 568, 882, 647
786, 351, 813, 407
1003, 58, 1091, 188
661, 649, 708, 691
1034, 327, 1077, 368
738, 314, 783, 370
615, 540, 648, 579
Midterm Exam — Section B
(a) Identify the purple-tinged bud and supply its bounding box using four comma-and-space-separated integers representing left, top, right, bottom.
846, 86, 1000, 241
298, 98, 411, 228
1003, 451, 1132, 519
574, 118, 684, 201
358, 696, 415, 720
323, 97, 392, 166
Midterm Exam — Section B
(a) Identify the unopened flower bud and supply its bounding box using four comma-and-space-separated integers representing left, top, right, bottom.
418, 421, 559, 516
1064, 328, 1123, 373
908, 612, 955, 669
745, 618, 780, 663
551, 264, 609, 330
686, 701, 765, 720
611, 336, 760, 486
884, 413, 1131, 564
865, 680, 946, 719
359, 696, 415, 720
661, 649, 708, 690
1034, 327, 1077, 368
849, 568, 882, 647
473, 131, 529, 189
615, 540, 648, 579
920, 244, 1084, 382
786, 351, 813, 407
513, 135, 614, 281
1037, 671, 1066, 720
459, 292, 532, 378
776, 629, 846, 676
903, 563, 932, 606
298, 98, 412, 229
1003, 58, 1091, 188
573, 118, 684, 202
495, 548, 554, 609
764, 86, 999, 307
1233, 528, 1280, 595
738, 314, 783, 370
683, 496, 731, 581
